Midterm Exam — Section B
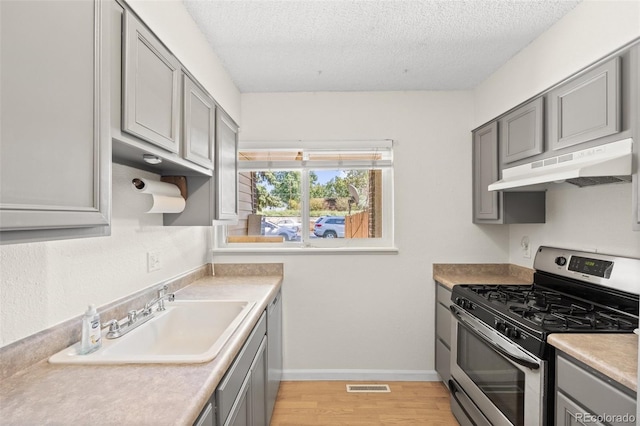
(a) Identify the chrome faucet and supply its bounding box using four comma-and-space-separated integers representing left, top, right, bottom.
102, 285, 175, 339
143, 284, 175, 314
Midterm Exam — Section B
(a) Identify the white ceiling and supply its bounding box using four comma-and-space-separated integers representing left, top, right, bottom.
183, 0, 581, 93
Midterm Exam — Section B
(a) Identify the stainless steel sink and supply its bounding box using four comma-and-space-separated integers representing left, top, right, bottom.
49, 300, 255, 364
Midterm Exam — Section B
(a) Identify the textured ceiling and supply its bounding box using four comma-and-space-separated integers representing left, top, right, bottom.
183, 0, 581, 93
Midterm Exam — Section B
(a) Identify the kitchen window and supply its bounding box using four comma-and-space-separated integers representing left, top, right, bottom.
213, 140, 395, 252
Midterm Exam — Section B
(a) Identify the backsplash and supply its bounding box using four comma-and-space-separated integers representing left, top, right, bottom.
0, 264, 211, 381
0, 164, 211, 349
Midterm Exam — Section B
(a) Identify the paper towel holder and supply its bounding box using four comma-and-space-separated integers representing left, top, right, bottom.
160, 176, 188, 200
131, 177, 188, 201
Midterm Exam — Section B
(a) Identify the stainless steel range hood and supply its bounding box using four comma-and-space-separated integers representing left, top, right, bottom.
488, 138, 633, 191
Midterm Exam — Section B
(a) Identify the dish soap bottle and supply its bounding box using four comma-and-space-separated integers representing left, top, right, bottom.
80, 304, 101, 355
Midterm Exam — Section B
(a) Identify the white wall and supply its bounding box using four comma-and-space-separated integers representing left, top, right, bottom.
474, 0, 640, 128
508, 183, 640, 267
473, 0, 640, 266
213, 91, 510, 379
0, 164, 210, 348
127, 0, 241, 123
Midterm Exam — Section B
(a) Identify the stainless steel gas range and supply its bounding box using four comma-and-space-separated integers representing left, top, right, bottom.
448, 246, 640, 426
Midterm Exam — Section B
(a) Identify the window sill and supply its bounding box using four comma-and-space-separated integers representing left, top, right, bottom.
211, 246, 399, 255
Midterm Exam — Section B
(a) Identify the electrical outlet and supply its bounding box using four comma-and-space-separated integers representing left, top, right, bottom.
521, 236, 531, 259
147, 251, 161, 272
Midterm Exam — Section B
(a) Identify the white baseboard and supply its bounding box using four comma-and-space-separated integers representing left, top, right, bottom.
281, 369, 441, 382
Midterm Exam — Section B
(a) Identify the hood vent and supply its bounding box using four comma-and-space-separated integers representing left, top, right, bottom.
488, 138, 633, 191
565, 175, 632, 187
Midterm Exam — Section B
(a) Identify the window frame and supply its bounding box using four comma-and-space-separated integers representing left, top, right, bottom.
212, 140, 396, 253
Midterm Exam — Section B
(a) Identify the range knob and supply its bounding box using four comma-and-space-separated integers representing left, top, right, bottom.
455, 297, 470, 310
555, 256, 567, 266
504, 326, 520, 339
495, 320, 507, 333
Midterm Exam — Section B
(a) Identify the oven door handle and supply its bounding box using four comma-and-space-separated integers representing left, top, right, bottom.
450, 304, 541, 370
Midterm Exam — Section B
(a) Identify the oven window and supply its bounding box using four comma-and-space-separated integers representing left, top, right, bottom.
458, 327, 525, 426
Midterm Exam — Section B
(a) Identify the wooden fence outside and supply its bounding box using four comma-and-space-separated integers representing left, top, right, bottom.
345, 211, 369, 238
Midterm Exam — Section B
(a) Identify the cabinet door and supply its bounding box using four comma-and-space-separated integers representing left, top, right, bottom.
500, 97, 544, 163
250, 338, 267, 426
183, 74, 215, 168
194, 402, 216, 426
556, 392, 604, 426
556, 354, 636, 426
435, 285, 452, 384
472, 122, 499, 222
224, 373, 252, 426
549, 57, 620, 151
123, 10, 181, 153
435, 339, 451, 384
215, 111, 239, 221
634, 46, 640, 231
0, 0, 110, 239
266, 292, 283, 423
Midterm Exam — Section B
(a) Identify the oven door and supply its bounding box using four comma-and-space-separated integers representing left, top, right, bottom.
449, 305, 546, 426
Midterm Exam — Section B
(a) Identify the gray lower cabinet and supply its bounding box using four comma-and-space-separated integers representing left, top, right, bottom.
435, 283, 452, 384
472, 122, 546, 224
226, 373, 252, 426
194, 402, 216, 426
500, 97, 544, 164
634, 45, 640, 231
548, 57, 621, 151
122, 9, 181, 153
266, 291, 283, 423
223, 338, 267, 426
215, 312, 268, 426
555, 353, 636, 426
249, 338, 268, 426
0, 0, 111, 244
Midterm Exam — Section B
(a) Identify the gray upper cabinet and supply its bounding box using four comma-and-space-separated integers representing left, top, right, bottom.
183, 74, 216, 169
472, 122, 546, 224
216, 110, 240, 221
549, 57, 621, 151
0, 0, 110, 243
473, 122, 500, 222
500, 97, 544, 164
122, 10, 181, 153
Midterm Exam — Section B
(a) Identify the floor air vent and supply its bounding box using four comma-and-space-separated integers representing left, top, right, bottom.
346, 384, 391, 393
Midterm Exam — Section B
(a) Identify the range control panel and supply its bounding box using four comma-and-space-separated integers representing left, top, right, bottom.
567, 256, 613, 279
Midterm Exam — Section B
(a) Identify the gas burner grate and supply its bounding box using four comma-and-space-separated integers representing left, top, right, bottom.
509, 305, 638, 331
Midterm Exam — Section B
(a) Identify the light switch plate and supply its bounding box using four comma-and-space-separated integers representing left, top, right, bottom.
147, 251, 161, 272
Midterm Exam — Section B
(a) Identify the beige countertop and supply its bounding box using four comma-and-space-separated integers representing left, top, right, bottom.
548, 333, 638, 392
433, 263, 534, 290
0, 273, 282, 425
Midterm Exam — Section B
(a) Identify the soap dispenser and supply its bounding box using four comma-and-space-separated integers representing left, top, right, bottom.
80, 304, 101, 355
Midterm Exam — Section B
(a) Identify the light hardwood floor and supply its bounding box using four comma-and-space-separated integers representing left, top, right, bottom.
270, 381, 459, 425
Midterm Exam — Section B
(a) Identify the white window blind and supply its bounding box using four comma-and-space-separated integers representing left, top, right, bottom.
238, 140, 393, 170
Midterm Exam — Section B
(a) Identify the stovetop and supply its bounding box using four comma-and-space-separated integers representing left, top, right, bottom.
449, 247, 640, 359
463, 284, 638, 333
451, 282, 639, 359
